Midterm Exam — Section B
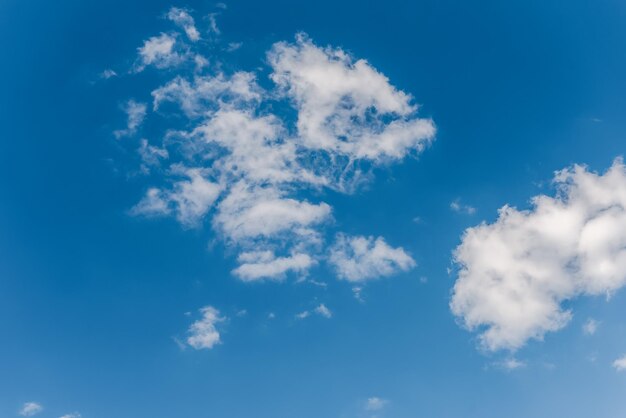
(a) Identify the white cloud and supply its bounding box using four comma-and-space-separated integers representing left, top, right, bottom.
329, 234, 415, 282
213, 184, 331, 242
582, 318, 600, 336
451, 159, 626, 351
121, 14, 435, 282
152, 72, 262, 118
295, 310, 310, 320
59, 413, 81, 418
137, 138, 169, 172
114, 99, 147, 138
132, 167, 221, 227
19, 402, 43, 417
450, 198, 476, 215
268, 34, 435, 163
136, 33, 187, 71
167, 7, 200, 41
207, 13, 220, 35
495, 357, 526, 370
100, 69, 117, 79
187, 306, 225, 349
365, 397, 388, 411
314, 303, 332, 318
233, 251, 315, 281
613, 354, 626, 371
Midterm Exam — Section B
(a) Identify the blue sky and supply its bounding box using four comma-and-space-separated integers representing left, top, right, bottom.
2, 0, 626, 417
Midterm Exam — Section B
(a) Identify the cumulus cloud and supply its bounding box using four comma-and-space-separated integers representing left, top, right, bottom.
136, 33, 187, 71
613, 354, 626, 371
121, 10, 434, 281
167, 7, 200, 41
187, 306, 225, 349
268, 34, 435, 163
114, 99, 147, 138
19, 402, 43, 417
451, 159, 626, 351
329, 234, 415, 282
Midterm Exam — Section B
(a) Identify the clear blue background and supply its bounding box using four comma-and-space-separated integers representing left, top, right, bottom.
1, 0, 626, 416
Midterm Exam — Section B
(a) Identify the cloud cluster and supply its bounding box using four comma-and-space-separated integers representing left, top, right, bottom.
451, 159, 626, 351
120, 9, 431, 282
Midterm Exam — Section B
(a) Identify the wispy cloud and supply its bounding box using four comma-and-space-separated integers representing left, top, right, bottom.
613, 354, 626, 371
582, 318, 600, 336
329, 234, 415, 282
114, 99, 147, 138
167, 7, 200, 42
19, 402, 43, 417
365, 397, 388, 411
450, 198, 476, 215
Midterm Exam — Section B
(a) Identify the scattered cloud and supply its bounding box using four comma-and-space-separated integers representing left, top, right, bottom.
100, 69, 117, 79
187, 306, 225, 349
135, 33, 187, 72
233, 251, 316, 281
167, 7, 200, 41
59, 413, 81, 418
295, 310, 310, 320
451, 159, 626, 351
582, 318, 600, 336
495, 357, 526, 371
329, 234, 415, 282
613, 354, 626, 371
114, 99, 147, 138
365, 397, 388, 411
450, 198, 476, 215
131, 166, 221, 227
137, 138, 169, 172
314, 303, 332, 318
226, 41, 242, 52
207, 13, 220, 35
352, 286, 364, 302
19, 402, 43, 417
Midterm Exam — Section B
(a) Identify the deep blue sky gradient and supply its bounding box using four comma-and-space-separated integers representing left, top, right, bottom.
1, 0, 626, 417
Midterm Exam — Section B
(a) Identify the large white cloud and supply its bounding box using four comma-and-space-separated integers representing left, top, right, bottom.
451, 159, 626, 351
120, 10, 433, 281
